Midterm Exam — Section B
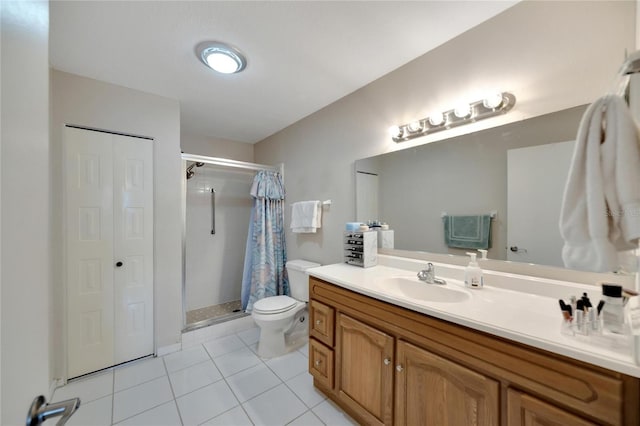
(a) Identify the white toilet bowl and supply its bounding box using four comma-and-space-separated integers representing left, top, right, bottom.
252, 259, 320, 358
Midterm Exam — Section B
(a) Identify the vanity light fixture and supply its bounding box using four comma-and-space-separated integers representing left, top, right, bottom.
196, 41, 247, 74
391, 92, 516, 143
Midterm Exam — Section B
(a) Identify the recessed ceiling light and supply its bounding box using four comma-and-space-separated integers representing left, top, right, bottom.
196, 41, 247, 74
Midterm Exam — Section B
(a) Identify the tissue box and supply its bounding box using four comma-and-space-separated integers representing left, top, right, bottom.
345, 222, 362, 231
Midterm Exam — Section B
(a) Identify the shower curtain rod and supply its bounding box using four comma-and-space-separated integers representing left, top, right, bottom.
182, 153, 281, 173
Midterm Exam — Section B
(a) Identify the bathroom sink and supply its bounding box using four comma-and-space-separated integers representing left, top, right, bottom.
373, 277, 471, 303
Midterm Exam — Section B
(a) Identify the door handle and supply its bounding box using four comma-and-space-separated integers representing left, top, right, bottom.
26, 395, 81, 426
509, 246, 527, 253
115, 261, 123, 267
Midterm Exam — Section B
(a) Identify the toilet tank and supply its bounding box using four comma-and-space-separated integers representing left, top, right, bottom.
286, 259, 321, 302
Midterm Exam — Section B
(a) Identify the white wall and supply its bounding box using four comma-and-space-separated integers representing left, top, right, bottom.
181, 132, 254, 163
254, 1, 635, 266
50, 70, 182, 379
1, 1, 51, 424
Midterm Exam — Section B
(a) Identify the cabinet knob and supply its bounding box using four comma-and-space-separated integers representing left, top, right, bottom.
383, 358, 391, 366
115, 261, 123, 267
315, 360, 322, 366
315, 319, 322, 325
396, 365, 403, 372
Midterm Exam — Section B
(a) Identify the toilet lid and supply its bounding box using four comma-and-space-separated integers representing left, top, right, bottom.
253, 295, 298, 314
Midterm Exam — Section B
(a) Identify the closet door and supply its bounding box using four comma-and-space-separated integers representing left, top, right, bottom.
65, 127, 154, 378
65, 127, 116, 378
113, 134, 154, 364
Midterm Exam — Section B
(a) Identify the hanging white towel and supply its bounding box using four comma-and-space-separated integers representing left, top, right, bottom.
559, 95, 640, 272
291, 201, 322, 233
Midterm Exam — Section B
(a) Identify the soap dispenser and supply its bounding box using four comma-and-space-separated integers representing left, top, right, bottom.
465, 252, 484, 289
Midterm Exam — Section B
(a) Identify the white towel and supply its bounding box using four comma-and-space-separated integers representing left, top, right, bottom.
559, 95, 640, 272
291, 201, 322, 233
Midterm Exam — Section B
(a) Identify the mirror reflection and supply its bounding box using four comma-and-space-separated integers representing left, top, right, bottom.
355, 105, 587, 268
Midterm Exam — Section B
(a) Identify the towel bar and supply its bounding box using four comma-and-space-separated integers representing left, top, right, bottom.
441, 210, 497, 219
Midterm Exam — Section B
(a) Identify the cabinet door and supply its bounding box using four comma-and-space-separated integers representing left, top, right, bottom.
507, 389, 599, 426
395, 340, 499, 426
336, 313, 394, 426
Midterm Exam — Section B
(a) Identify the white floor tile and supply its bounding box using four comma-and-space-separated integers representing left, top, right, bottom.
226, 364, 282, 403
313, 400, 358, 426
213, 346, 261, 377
53, 370, 113, 404
297, 343, 309, 358
114, 357, 166, 392
168, 360, 222, 397
176, 380, 239, 425
203, 334, 246, 358
236, 327, 260, 345
287, 410, 324, 426
113, 376, 174, 423
163, 345, 210, 373
201, 405, 253, 426
66, 394, 112, 426
265, 351, 308, 381
242, 384, 307, 426
115, 401, 182, 426
286, 372, 326, 408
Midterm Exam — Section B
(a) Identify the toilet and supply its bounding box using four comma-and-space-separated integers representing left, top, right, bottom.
252, 259, 320, 358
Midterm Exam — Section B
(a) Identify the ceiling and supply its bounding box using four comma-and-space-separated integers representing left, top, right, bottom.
50, 1, 517, 144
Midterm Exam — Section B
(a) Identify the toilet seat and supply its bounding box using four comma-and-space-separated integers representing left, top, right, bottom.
253, 295, 298, 315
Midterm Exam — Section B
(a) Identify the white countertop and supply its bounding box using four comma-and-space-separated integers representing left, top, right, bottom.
307, 258, 640, 378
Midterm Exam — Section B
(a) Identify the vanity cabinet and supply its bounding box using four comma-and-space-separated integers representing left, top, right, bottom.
308, 276, 640, 426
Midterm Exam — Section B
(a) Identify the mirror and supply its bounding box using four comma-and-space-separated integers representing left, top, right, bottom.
355, 105, 588, 269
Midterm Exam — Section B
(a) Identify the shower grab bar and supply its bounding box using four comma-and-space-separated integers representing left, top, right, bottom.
211, 188, 216, 235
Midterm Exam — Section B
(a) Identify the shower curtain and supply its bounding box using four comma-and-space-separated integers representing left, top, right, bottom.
241, 170, 289, 311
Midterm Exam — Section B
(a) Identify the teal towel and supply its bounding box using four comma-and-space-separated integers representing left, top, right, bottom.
443, 215, 492, 249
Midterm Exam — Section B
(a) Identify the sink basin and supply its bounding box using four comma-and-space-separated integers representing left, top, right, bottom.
374, 277, 471, 303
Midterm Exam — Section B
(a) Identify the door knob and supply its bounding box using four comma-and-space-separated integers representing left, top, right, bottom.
116, 261, 123, 267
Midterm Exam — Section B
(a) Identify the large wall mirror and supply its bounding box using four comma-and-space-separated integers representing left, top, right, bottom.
356, 105, 608, 271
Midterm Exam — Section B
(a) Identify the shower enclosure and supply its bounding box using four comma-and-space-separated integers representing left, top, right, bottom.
181, 153, 281, 331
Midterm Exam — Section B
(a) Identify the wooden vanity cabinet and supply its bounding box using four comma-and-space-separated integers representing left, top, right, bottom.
308, 276, 640, 426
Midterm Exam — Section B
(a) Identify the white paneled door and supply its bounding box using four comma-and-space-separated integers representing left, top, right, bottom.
65, 126, 154, 378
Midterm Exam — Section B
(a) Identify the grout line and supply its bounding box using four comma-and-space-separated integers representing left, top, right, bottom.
111, 369, 115, 425
162, 355, 185, 426
111, 359, 167, 394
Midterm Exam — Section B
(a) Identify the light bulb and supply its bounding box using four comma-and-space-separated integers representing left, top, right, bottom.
483, 92, 503, 109
428, 112, 445, 126
206, 52, 241, 74
407, 121, 423, 133
389, 125, 403, 139
454, 103, 471, 119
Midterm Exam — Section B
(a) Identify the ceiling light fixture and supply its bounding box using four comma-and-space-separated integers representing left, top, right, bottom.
196, 41, 247, 74
391, 92, 516, 143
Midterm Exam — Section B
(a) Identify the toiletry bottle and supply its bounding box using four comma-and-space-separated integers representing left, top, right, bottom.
601, 284, 625, 334
464, 252, 483, 289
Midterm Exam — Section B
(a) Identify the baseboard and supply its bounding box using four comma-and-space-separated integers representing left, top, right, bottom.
49, 377, 64, 400
157, 342, 182, 357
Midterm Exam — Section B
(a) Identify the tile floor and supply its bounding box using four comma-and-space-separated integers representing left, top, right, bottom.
52, 327, 358, 426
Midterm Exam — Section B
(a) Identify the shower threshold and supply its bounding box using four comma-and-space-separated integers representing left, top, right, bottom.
184, 300, 248, 332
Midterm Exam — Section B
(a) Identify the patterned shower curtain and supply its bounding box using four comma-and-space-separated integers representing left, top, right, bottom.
241, 170, 289, 311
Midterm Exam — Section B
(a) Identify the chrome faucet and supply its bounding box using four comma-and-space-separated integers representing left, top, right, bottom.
417, 263, 446, 285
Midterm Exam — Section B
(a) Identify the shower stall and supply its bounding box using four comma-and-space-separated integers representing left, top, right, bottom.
181, 153, 281, 331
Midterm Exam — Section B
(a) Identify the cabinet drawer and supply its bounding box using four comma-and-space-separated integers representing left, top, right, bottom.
507, 388, 598, 426
310, 300, 335, 346
310, 338, 334, 390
